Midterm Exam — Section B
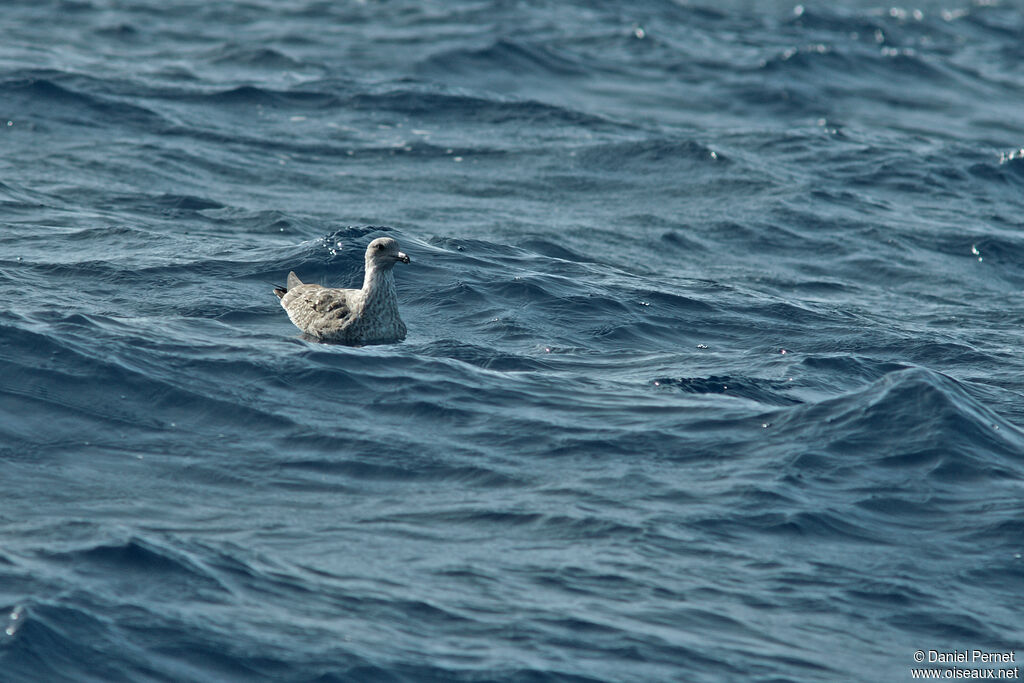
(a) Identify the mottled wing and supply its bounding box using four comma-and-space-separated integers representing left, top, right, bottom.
305, 287, 352, 318
281, 284, 354, 336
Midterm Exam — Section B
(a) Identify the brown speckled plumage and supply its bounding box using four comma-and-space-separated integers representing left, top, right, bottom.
274, 237, 409, 345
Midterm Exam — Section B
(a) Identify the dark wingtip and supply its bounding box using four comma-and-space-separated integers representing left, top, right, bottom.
273, 287, 287, 299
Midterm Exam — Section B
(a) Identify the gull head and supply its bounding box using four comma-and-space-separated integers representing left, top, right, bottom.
366, 237, 410, 268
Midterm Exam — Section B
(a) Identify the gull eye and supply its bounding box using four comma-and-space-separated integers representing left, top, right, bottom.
376, 243, 384, 250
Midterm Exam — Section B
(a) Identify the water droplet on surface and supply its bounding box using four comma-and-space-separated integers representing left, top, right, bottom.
999, 149, 1024, 164
5, 606, 25, 637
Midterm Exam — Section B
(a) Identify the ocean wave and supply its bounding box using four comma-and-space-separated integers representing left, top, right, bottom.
346, 88, 627, 132
572, 138, 724, 173
418, 38, 591, 79
205, 45, 312, 71
770, 366, 1024, 469
654, 375, 802, 406
0, 75, 168, 131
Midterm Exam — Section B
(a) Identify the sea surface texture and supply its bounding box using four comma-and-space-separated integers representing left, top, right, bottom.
2, 1, 1023, 681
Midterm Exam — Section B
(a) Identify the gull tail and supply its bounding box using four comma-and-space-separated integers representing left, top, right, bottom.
273, 271, 304, 299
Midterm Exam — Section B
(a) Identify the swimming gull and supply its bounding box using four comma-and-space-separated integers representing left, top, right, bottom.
274, 236, 410, 344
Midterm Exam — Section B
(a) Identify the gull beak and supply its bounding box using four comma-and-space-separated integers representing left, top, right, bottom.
397, 252, 410, 264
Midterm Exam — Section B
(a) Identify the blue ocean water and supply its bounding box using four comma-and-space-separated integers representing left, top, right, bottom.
2, 0, 1024, 680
